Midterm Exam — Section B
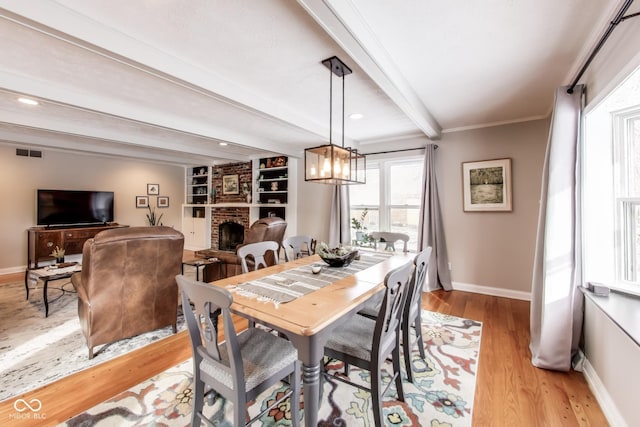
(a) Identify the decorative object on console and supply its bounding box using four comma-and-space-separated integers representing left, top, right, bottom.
146, 205, 163, 226
462, 158, 512, 212
136, 196, 149, 208
304, 56, 366, 185
147, 183, 159, 195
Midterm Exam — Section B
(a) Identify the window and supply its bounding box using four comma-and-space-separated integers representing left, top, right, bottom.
350, 157, 424, 251
583, 65, 640, 294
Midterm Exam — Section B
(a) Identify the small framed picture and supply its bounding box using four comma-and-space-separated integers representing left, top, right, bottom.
462, 158, 512, 212
147, 184, 160, 195
136, 196, 149, 208
157, 196, 169, 208
223, 174, 239, 194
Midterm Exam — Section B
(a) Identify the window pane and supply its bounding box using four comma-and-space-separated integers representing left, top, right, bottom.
390, 207, 419, 251
622, 200, 640, 282
350, 168, 379, 205
390, 162, 423, 205
350, 208, 379, 241
632, 118, 640, 196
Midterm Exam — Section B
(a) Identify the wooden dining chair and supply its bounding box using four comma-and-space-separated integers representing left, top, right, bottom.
237, 241, 280, 273
282, 235, 314, 261
369, 231, 410, 252
176, 274, 301, 427
322, 260, 414, 427
357, 247, 432, 382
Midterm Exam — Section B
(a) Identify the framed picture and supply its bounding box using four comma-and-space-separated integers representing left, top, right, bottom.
147, 184, 159, 195
462, 158, 512, 212
136, 196, 149, 208
222, 174, 239, 194
157, 196, 169, 208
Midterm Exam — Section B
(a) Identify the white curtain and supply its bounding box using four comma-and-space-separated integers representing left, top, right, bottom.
329, 185, 350, 247
418, 144, 452, 291
530, 85, 584, 371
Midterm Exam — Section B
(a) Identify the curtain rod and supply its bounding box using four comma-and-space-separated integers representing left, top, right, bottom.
366, 145, 438, 156
567, 0, 637, 93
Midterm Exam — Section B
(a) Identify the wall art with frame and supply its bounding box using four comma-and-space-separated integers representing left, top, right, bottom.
136, 196, 149, 208
222, 174, 239, 194
157, 196, 169, 208
462, 158, 512, 212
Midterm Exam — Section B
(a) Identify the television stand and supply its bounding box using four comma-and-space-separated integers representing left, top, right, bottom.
26, 223, 127, 269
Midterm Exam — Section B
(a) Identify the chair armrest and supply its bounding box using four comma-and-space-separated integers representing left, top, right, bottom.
71, 272, 89, 302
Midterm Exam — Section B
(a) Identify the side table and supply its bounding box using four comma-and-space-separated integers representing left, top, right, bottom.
26, 263, 81, 317
181, 258, 222, 282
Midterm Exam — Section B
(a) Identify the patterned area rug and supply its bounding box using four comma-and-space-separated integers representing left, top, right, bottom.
0, 277, 187, 402
63, 311, 482, 426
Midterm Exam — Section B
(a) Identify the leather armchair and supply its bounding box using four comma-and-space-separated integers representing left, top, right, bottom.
195, 217, 287, 279
71, 226, 184, 359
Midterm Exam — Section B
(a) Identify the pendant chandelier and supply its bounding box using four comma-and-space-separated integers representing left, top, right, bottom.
304, 56, 366, 185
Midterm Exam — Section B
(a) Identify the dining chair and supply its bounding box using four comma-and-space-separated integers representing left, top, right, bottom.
176, 275, 301, 427
369, 231, 410, 252
357, 247, 433, 382
282, 235, 314, 261
237, 241, 280, 273
322, 260, 414, 427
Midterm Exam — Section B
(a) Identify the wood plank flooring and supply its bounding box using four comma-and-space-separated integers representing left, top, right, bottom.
0, 271, 608, 426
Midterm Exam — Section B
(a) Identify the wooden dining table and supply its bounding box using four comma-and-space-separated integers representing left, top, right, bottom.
209, 251, 413, 427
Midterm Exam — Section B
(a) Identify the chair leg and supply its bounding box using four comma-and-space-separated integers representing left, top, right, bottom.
402, 321, 414, 383
370, 362, 384, 427
414, 317, 426, 359
192, 375, 205, 427
392, 347, 405, 402
290, 361, 300, 426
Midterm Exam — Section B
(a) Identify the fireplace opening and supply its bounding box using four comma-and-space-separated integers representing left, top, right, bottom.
219, 221, 245, 251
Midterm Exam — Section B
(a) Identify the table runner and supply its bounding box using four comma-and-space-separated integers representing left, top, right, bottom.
232, 251, 395, 305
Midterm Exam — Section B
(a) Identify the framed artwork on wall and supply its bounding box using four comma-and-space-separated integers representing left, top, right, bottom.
223, 174, 239, 194
157, 196, 169, 208
462, 158, 512, 212
147, 184, 159, 195
136, 196, 149, 208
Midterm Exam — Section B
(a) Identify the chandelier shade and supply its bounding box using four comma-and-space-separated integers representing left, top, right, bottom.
304, 56, 366, 185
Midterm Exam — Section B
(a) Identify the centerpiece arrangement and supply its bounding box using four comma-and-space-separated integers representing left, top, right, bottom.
317, 242, 359, 267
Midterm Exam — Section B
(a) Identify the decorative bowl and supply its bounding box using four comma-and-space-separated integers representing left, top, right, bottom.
319, 249, 359, 267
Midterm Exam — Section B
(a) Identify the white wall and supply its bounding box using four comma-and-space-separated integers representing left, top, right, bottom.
0, 145, 184, 272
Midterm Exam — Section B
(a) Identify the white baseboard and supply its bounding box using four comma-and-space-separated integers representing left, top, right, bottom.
582, 357, 627, 427
451, 281, 531, 301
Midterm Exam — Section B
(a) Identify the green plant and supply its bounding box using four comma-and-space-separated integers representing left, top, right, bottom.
351, 208, 368, 231
146, 205, 164, 226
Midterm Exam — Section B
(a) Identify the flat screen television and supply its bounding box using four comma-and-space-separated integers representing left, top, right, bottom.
37, 189, 114, 227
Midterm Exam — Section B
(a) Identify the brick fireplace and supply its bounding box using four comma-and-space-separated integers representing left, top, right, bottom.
210, 207, 250, 250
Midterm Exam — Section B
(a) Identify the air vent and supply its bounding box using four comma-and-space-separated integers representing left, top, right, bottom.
29, 150, 42, 158
16, 148, 29, 157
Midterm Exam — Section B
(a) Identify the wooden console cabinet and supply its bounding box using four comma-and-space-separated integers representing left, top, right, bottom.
27, 224, 126, 269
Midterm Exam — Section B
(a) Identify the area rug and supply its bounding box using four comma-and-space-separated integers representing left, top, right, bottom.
0, 277, 188, 402
63, 311, 482, 426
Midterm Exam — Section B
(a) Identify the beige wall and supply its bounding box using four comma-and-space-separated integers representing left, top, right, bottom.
0, 145, 184, 272
439, 119, 548, 296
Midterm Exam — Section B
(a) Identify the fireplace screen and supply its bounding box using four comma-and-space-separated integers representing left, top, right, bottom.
219, 221, 244, 251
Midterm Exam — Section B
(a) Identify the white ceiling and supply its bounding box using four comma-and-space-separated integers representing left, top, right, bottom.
0, 0, 630, 165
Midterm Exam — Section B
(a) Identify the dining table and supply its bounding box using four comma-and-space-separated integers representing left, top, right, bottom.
209, 250, 413, 427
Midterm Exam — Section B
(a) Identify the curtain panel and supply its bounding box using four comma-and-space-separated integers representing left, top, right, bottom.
530, 85, 584, 371
329, 185, 350, 247
418, 144, 452, 291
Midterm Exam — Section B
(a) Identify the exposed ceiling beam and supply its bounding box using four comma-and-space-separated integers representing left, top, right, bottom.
297, 0, 442, 139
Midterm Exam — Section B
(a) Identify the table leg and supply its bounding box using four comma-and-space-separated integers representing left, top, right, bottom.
43, 278, 49, 317
302, 362, 321, 427
24, 269, 30, 300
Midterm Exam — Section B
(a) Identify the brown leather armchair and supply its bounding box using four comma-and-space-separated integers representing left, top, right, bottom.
195, 217, 287, 279
71, 226, 184, 359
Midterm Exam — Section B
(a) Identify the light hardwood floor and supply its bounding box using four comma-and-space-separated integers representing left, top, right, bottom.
0, 270, 608, 426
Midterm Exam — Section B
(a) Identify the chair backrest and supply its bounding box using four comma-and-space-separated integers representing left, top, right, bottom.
370, 232, 410, 252
282, 235, 313, 261
237, 241, 280, 273
374, 260, 414, 357
243, 217, 287, 247
406, 247, 432, 322
176, 275, 244, 393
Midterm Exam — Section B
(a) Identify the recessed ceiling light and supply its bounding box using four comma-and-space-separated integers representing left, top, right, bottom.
18, 97, 39, 106
349, 113, 364, 120
219, 142, 228, 146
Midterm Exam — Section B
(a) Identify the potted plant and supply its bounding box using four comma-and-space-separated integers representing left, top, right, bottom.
351, 208, 369, 241
146, 205, 164, 226
50, 246, 65, 263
